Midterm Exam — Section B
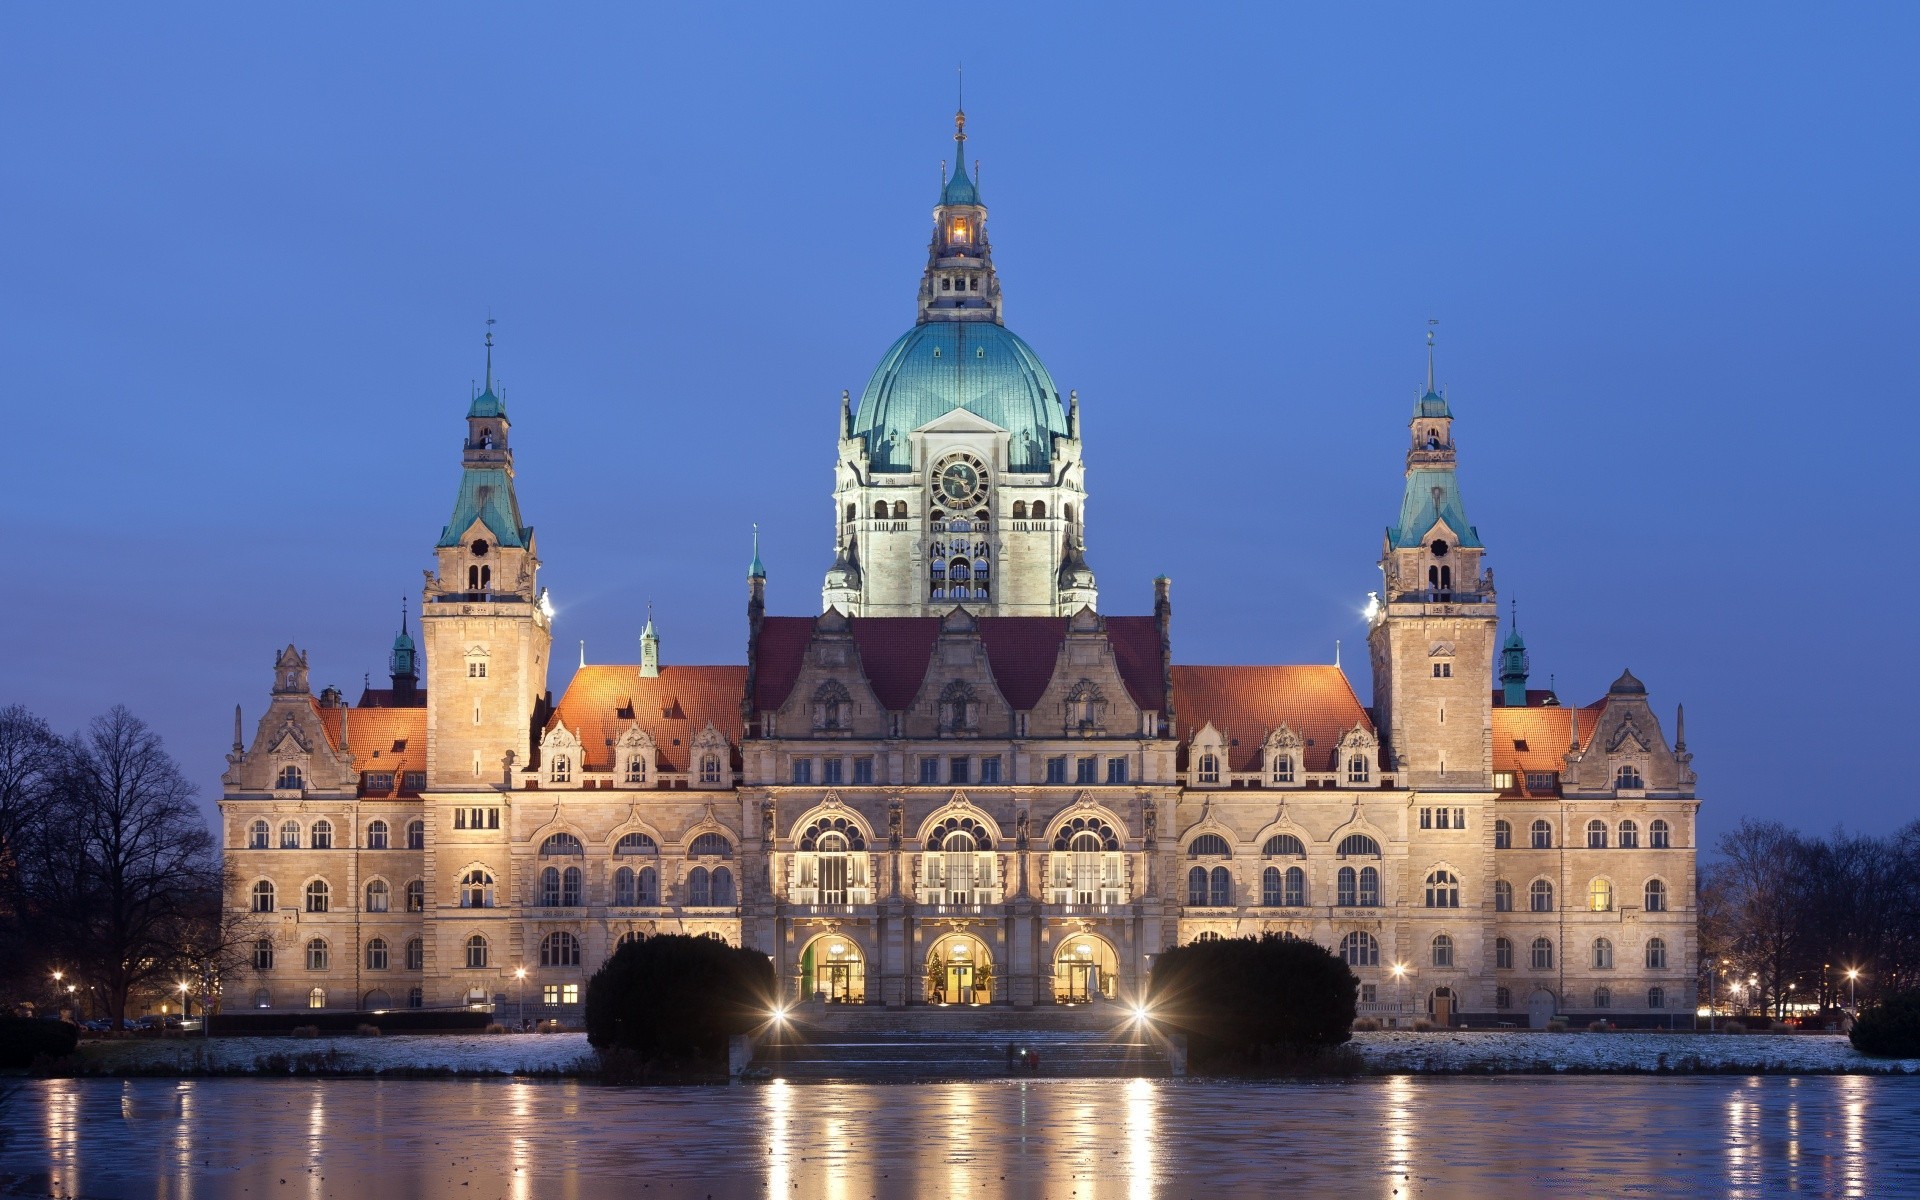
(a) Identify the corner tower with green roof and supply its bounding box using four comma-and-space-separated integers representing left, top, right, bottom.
825, 108, 1096, 618
1365, 334, 1499, 792
420, 330, 553, 792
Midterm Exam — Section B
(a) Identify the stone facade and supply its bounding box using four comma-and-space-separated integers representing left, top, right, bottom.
217, 115, 1699, 1028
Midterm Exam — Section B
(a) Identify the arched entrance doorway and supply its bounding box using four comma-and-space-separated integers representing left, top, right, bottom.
800, 935, 867, 1004
926, 934, 992, 1005
1527, 989, 1557, 1030
1426, 986, 1455, 1027
1052, 934, 1120, 1003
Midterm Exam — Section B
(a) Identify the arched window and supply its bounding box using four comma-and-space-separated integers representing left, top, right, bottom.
1336, 866, 1357, 907
1359, 866, 1380, 906
1594, 986, 1612, 1009
1262, 834, 1305, 857
1530, 820, 1553, 849
540, 832, 583, 857
1496, 986, 1512, 1010
1064, 503, 1076, 524
711, 867, 735, 905
251, 879, 275, 913
613, 866, 637, 906
1431, 934, 1455, 968
812, 680, 853, 731
625, 755, 648, 784
699, 755, 722, 785
873, 501, 887, 519
549, 755, 572, 784
845, 502, 856, 523
1644, 879, 1668, 912
1209, 866, 1233, 906
1588, 877, 1613, 912
893, 501, 907, 519
1187, 834, 1231, 857
276, 765, 304, 790
1337, 834, 1381, 857
1339, 932, 1379, 967
1648, 987, 1666, 1010
1494, 879, 1513, 912
304, 879, 330, 913
405, 880, 425, 912
465, 934, 488, 969
1195, 753, 1220, 785
689, 833, 733, 858
1493, 819, 1511, 850
307, 987, 327, 1009
636, 866, 658, 905
1649, 820, 1671, 848
1618, 820, 1639, 848
280, 819, 302, 849
616, 832, 658, 855
309, 820, 332, 850
539, 867, 562, 907
306, 938, 329, 971
1186, 866, 1208, 907
562, 866, 582, 906
366, 820, 389, 850
1347, 755, 1370, 784
252, 938, 274, 970
1283, 865, 1306, 906
249, 819, 270, 849
366, 938, 389, 971
405, 938, 424, 971
1646, 938, 1667, 970
1615, 764, 1645, 790
1592, 937, 1614, 969
1031, 501, 1046, 519
1424, 869, 1460, 908
460, 869, 494, 909
541, 932, 581, 968
1495, 937, 1513, 970
365, 879, 390, 912
406, 820, 425, 850
1261, 866, 1282, 906
1587, 819, 1608, 849
1530, 937, 1555, 970
1013, 501, 1028, 519
1529, 879, 1554, 912
688, 866, 712, 906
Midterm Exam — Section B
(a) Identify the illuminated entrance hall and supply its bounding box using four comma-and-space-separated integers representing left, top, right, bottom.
1052, 934, 1119, 1003
927, 934, 992, 1005
800, 936, 866, 1004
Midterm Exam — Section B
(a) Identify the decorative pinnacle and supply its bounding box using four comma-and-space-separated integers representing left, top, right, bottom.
484, 317, 496, 392
956, 63, 966, 147
1425, 318, 1438, 393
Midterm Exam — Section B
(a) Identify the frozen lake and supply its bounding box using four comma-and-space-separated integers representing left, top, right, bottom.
5, 1074, 1917, 1198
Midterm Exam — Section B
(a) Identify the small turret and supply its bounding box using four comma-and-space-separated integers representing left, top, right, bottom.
639, 606, 660, 679
1499, 601, 1530, 707
388, 598, 420, 704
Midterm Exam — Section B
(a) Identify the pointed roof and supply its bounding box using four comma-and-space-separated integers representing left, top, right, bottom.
1608, 668, 1647, 695
941, 158, 979, 207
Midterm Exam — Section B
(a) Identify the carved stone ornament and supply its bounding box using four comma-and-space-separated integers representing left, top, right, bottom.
822, 791, 843, 810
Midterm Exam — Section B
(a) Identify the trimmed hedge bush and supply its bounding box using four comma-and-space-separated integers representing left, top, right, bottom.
0, 1018, 80, 1068
208, 1010, 492, 1036
1851, 990, 1920, 1058
1145, 935, 1356, 1071
585, 933, 776, 1073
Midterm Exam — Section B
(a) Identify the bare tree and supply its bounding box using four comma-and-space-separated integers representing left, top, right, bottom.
33, 706, 222, 1027
0, 706, 62, 1008
1716, 819, 1814, 1018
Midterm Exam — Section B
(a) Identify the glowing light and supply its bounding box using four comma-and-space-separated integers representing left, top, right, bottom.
514, 967, 527, 980
1846, 968, 1860, 981
1362, 591, 1383, 624
1391, 962, 1408, 978
1130, 1003, 1151, 1024
537, 590, 555, 619
770, 1005, 788, 1023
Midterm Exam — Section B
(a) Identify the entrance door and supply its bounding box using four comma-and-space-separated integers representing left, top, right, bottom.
1432, 988, 1454, 1028
1528, 989, 1556, 1030
945, 963, 974, 1004
1062, 962, 1099, 1003
822, 963, 854, 1003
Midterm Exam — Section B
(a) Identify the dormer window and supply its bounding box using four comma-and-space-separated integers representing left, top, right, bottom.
1347, 755, 1370, 784
1196, 753, 1220, 785
276, 765, 304, 791
1615, 764, 1645, 790
1270, 755, 1293, 785
625, 755, 647, 784
699, 754, 722, 785
812, 681, 853, 732
549, 755, 571, 784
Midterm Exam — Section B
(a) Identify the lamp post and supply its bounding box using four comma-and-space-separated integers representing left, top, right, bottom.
177, 981, 190, 1026
514, 967, 528, 1031
1846, 968, 1860, 1014
1390, 962, 1408, 1027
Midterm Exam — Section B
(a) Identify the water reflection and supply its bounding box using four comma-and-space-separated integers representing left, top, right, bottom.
10, 1076, 1920, 1199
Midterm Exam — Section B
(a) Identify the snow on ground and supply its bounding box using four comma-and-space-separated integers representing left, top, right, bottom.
73, 1029, 1920, 1076
1349, 1030, 1920, 1073
79, 1031, 596, 1076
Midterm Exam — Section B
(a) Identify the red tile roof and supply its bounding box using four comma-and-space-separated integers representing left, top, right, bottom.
1491, 700, 1607, 774
752, 615, 1167, 714
547, 664, 747, 772
314, 704, 428, 792
1170, 665, 1372, 772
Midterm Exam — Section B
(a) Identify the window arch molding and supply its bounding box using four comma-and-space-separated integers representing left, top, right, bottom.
912, 803, 996, 849
610, 826, 665, 856
1043, 807, 1127, 851
1334, 830, 1384, 858
536, 830, 586, 857
1258, 830, 1307, 857
1185, 832, 1233, 858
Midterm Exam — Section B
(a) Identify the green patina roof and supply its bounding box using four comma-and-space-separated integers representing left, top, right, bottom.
1389, 467, 1482, 549
941, 160, 979, 207
851, 321, 1068, 473
438, 467, 531, 549
468, 386, 506, 419
1414, 388, 1451, 419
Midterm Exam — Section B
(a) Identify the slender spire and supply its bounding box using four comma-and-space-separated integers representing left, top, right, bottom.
1675, 703, 1687, 752
640, 603, 660, 679
748, 523, 766, 580
1425, 318, 1438, 393
484, 317, 496, 392
232, 704, 243, 753
578, 640, 586, 669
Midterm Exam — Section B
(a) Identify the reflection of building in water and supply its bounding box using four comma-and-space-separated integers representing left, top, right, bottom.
215, 111, 1699, 1028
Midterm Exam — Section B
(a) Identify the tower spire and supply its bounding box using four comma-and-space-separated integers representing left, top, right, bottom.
1425, 318, 1438, 394
484, 317, 496, 393
748, 523, 766, 580
640, 603, 660, 678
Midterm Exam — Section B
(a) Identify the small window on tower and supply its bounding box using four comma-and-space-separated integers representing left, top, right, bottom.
952, 219, 968, 243
469, 662, 486, 678
1432, 662, 1451, 678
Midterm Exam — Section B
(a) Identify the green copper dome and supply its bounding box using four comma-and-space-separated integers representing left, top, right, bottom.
851, 322, 1068, 472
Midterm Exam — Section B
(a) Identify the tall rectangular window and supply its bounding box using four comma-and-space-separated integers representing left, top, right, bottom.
980, 756, 1001, 784
822, 758, 844, 785
1419, 808, 1432, 829
920, 757, 940, 785
792, 759, 813, 785
949, 757, 970, 785
1106, 758, 1128, 784
1075, 757, 1097, 784
852, 756, 874, 785
1046, 756, 1067, 784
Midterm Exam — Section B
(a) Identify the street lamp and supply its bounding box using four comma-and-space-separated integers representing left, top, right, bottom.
514, 967, 528, 1031
1846, 968, 1860, 1013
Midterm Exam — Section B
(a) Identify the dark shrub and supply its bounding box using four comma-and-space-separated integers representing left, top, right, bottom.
584, 934, 776, 1074
1851, 990, 1920, 1058
0, 1018, 80, 1068
1145, 935, 1357, 1071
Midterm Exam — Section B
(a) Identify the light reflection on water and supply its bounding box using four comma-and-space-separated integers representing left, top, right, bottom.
8, 1075, 1918, 1199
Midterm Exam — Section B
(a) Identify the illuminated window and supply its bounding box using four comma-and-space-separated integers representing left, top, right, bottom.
1588, 877, 1613, 911
248, 820, 270, 849
307, 987, 326, 1009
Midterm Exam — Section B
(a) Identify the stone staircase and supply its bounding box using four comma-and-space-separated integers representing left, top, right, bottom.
756, 1002, 1172, 1080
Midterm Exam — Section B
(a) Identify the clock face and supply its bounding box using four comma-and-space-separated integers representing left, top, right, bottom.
933, 453, 989, 509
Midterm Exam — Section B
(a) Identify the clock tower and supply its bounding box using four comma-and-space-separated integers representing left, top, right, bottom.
823, 108, 1096, 618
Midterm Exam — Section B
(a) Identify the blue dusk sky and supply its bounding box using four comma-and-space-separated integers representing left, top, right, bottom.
3, 5, 1914, 847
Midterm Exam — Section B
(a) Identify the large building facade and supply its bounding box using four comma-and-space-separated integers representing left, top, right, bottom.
218, 113, 1699, 1027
